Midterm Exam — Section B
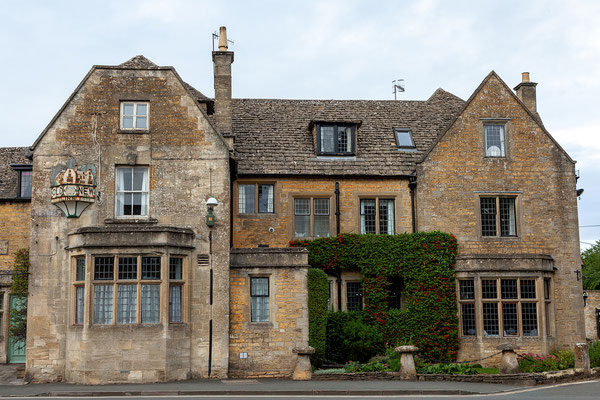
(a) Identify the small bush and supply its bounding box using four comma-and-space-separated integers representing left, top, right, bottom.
344, 360, 388, 373
518, 353, 560, 372
342, 318, 384, 363
550, 349, 575, 370
416, 362, 477, 375
590, 340, 600, 368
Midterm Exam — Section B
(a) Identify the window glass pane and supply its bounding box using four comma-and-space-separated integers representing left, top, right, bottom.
459, 280, 475, 300
480, 197, 497, 236
545, 302, 552, 337
118, 257, 137, 280
499, 198, 516, 236
122, 103, 134, 116
169, 258, 183, 280
461, 303, 476, 336
314, 215, 330, 238
395, 130, 414, 147
75, 257, 85, 281
360, 199, 376, 234
75, 286, 85, 325
238, 184, 255, 213
251, 296, 269, 322
294, 198, 310, 215
123, 193, 133, 215
136, 103, 147, 116
320, 126, 335, 153
522, 303, 538, 336
387, 279, 403, 309
314, 199, 329, 215
117, 285, 137, 324
132, 193, 142, 215
135, 117, 147, 129
258, 184, 274, 213
20, 171, 32, 198
93, 285, 113, 324
294, 215, 310, 238
485, 125, 505, 157
520, 279, 536, 299
544, 279, 551, 300
347, 282, 363, 311
169, 285, 182, 323
141, 257, 161, 280
94, 257, 114, 280
133, 168, 147, 190
122, 116, 134, 129
116, 193, 125, 216
141, 284, 160, 323
502, 303, 518, 336
251, 277, 269, 296
481, 280, 497, 299
482, 302, 499, 336
501, 279, 517, 299
379, 199, 394, 234
118, 168, 133, 191
337, 126, 352, 153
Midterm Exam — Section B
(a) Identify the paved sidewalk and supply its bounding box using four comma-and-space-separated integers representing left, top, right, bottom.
0, 378, 521, 397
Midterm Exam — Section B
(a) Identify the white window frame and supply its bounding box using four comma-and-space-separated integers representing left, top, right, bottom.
120, 102, 149, 130
115, 166, 149, 218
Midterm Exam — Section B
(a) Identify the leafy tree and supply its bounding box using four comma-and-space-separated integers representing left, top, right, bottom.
582, 240, 600, 290
9, 248, 29, 343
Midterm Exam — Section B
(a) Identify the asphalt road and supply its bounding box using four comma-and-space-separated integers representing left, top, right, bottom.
3, 380, 600, 399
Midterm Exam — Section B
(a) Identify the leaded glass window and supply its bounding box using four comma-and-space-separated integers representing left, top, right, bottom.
251, 277, 269, 322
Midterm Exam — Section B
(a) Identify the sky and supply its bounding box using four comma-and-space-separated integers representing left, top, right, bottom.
0, 0, 598, 248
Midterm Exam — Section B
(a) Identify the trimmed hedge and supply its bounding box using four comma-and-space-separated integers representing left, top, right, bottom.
307, 268, 328, 367
292, 232, 459, 362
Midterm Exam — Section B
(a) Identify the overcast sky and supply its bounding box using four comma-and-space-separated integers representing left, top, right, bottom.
1, 0, 598, 248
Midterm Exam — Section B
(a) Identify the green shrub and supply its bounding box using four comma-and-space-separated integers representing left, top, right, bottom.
293, 232, 459, 362
416, 362, 477, 375
344, 360, 388, 373
342, 317, 384, 363
590, 340, 600, 368
307, 268, 328, 367
551, 349, 575, 370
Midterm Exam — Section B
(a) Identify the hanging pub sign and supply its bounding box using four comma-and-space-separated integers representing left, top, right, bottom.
50, 158, 97, 218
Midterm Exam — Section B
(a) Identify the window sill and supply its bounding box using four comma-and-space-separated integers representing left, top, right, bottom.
480, 236, 520, 241
249, 321, 272, 328
118, 129, 150, 134
483, 156, 508, 160
316, 155, 357, 161
105, 218, 158, 225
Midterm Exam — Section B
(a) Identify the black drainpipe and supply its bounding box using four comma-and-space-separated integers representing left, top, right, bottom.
336, 272, 343, 312
208, 230, 213, 377
409, 172, 417, 233
335, 182, 341, 236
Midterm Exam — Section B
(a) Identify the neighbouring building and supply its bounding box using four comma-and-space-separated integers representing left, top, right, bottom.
0, 147, 32, 364
0, 26, 586, 380
584, 290, 600, 340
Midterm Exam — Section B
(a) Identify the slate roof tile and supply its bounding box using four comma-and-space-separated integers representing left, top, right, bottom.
0, 147, 31, 199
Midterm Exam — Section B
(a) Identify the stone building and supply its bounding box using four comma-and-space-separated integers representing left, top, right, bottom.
1, 26, 586, 379
0, 147, 32, 364
584, 290, 600, 340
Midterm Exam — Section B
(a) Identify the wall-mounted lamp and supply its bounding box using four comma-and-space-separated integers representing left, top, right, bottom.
206, 196, 218, 227
583, 291, 588, 307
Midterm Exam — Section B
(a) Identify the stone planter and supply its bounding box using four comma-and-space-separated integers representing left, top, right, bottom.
394, 345, 420, 380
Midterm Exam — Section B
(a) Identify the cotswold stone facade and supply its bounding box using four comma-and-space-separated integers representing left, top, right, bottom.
584, 290, 600, 340
0, 147, 31, 364
2, 26, 586, 380
416, 72, 584, 364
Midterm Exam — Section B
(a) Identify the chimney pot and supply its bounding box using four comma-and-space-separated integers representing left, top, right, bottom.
514, 72, 538, 115
218, 26, 228, 51
522, 72, 530, 83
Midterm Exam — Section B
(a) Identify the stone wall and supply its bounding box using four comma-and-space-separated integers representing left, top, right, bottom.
233, 177, 412, 248
27, 65, 231, 383
584, 290, 600, 340
0, 201, 30, 269
229, 248, 309, 378
416, 73, 585, 363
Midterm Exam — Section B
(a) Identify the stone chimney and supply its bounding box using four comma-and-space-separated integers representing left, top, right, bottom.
212, 26, 234, 143
514, 72, 537, 113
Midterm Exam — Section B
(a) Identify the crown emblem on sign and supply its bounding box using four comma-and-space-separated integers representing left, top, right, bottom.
50, 158, 97, 218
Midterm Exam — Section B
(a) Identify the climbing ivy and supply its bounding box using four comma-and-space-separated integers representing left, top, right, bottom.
291, 232, 459, 361
9, 248, 29, 343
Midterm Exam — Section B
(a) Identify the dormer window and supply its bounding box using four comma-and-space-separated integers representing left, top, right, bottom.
317, 124, 355, 155
394, 129, 415, 149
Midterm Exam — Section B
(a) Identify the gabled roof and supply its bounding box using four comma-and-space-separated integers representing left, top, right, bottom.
232, 89, 465, 176
31, 56, 225, 151
418, 71, 574, 165
0, 147, 31, 199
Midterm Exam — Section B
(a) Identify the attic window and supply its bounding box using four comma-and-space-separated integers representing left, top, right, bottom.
394, 129, 415, 149
317, 124, 355, 156
120, 102, 149, 130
